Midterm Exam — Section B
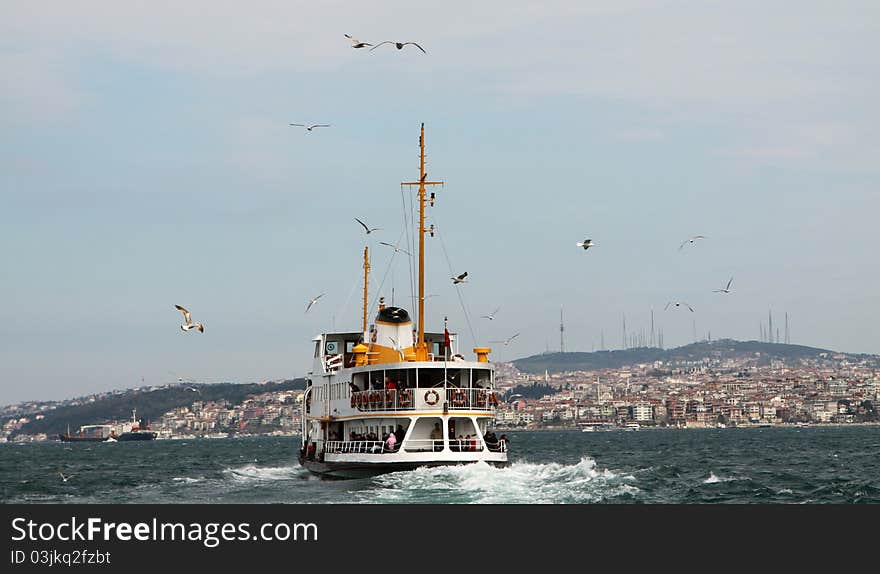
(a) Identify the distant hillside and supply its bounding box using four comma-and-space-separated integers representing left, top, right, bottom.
12, 379, 306, 438
512, 339, 876, 374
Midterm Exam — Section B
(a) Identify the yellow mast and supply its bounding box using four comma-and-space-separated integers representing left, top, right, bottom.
402, 123, 443, 360
362, 246, 370, 334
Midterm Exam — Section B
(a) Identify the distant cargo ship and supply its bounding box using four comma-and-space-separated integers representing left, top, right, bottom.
58, 409, 157, 442
59, 424, 114, 442
115, 409, 158, 441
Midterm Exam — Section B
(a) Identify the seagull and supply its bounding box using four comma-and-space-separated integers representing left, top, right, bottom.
306, 293, 325, 313
490, 333, 520, 346
174, 305, 204, 333
58, 471, 75, 483
452, 272, 468, 285
187, 387, 201, 393
576, 238, 596, 251
379, 241, 411, 256
481, 307, 501, 321
679, 235, 707, 250
714, 277, 734, 294
370, 41, 427, 54
355, 217, 381, 234
289, 123, 330, 132
344, 34, 372, 49
664, 301, 695, 312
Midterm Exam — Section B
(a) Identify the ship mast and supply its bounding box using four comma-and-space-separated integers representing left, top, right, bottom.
362, 246, 370, 334
402, 123, 443, 360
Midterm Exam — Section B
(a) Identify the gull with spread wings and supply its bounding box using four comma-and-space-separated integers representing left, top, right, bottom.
714, 277, 734, 294
665, 301, 695, 312
355, 217, 381, 235
344, 34, 372, 49
306, 293, 325, 313
370, 41, 427, 54
379, 241, 411, 256
290, 123, 330, 132
490, 333, 520, 346
451, 272, 468, 285
481, 307, 501, 321
679, 235, 706, 250
175, 305, 204, 333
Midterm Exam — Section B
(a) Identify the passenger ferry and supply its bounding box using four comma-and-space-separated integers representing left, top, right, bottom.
298, 124, 509, 478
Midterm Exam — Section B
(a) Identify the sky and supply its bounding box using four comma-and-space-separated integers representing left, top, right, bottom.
2, 1, 879, 404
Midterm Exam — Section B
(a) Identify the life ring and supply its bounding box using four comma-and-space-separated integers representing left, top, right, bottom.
452, 389, 466, 407
370, 330, 377, 343
385, 390, 395, 405
477, 390, 487, 405
351, 394, 356, 408
399, 390, 412, 407
424, 390, 440, 406
488, 393, 499, 407
370, 391, 379, 406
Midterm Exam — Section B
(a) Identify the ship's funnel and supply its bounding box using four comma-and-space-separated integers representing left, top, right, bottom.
368, 306, 415, 363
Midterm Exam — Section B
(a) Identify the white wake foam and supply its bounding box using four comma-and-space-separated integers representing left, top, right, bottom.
357, 456, 639, 504
703, 472, 738, 484
223, 464, 304, 483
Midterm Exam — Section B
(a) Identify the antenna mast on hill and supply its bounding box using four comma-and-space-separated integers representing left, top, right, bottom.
560, 305, 565, 353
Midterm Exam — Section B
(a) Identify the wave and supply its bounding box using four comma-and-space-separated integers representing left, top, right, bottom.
223, 463, 306, 483
703, 472, 739, 484
356, 456, 639, 504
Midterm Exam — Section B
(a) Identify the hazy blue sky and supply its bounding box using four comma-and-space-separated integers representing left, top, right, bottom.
2, 1, 878, 404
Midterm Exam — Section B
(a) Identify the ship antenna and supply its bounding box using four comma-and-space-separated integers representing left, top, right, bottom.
362, 246, 370, 334
401, 123, 444, 359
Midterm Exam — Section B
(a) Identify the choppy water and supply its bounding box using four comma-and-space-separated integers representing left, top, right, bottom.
3, 426, 879, 504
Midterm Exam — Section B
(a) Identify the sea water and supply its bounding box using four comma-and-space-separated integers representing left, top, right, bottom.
2, 426, 878, 504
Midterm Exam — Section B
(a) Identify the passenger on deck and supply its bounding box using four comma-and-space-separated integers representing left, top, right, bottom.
394, 424, 406, 445
385, 431, 397, 452
484, 430, 498, 451
385, 376, 397, 391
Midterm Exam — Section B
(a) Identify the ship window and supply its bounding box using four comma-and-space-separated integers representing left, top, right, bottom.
314, 341, 321, 358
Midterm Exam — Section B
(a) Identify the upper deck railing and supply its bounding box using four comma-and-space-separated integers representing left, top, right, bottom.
350, 388, 500, 412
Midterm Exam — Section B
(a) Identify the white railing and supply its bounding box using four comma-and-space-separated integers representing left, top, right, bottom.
402, 438, 444, 453
325, 440, 398, 454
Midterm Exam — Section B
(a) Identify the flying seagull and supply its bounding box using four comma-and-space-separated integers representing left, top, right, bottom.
379, 241, 411, 256
306, 293, 325, 313
289, 123, 330, 131
714, 277, 734, 294
370, 41, 427, 54
665, 301, 695, 312
344, 34, 372, 49
174, 305, 204, 333
679, 235, 707, 250
452, 272, 468, 285
481, 307, 501, 321
355, 217, 381, 234
490, 332, 520, 346
58, 471, 75, 483
576, 238, 596, 251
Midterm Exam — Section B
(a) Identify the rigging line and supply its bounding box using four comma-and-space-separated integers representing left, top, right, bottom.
400, 184, 417, 325
432, 219, 479, 348
335, 265, 365, 332
368, 228, 407, 315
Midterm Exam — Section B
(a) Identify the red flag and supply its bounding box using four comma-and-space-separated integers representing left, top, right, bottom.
444, 328, 451, 349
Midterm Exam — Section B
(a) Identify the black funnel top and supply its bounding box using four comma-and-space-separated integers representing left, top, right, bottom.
376, 307, 411, 324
